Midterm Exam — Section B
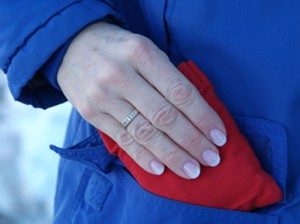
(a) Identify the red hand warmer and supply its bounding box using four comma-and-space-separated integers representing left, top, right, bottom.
98, 61, 282, 211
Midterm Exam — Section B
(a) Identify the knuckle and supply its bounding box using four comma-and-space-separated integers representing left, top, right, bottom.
132, 120, 158, 144
152, 104, 177, 128
182, 133, 204, 149
194, 108, 213, 130
86, 84, 102, 100
98, 64, 126, 86
77, 85, 106, 120
131, 147, 148, 164
123, 34, 153, 63
168, 82, 195, 106
78, 101, 97, 121
161, 150, 181, 166
115, 131, 135, 148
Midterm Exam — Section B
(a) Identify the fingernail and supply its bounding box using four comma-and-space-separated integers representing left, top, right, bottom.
183, 161, 200, 179
202, 149, 221, 167
150, 161, 165, 175
210, 128, 227, 146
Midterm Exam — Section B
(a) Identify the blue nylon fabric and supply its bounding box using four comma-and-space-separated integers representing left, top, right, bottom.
52, 114, 280, 224
1, 0, 300, 223
236, 117, 288, 204
0, 0, 123, 108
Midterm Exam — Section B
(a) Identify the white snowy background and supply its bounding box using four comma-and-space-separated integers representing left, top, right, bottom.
0, 72, 71, 224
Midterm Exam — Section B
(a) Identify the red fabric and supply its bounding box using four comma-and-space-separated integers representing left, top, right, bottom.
98, 61, 282, 211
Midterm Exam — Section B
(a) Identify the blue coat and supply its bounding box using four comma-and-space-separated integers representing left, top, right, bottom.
1, 1, 300, 223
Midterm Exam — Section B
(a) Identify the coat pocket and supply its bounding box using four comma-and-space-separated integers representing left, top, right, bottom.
80, 162, 280, 224
51, 118, 287, 224
50, 130, 118, 173
90, 117, 286, 224
235, 117, 288, 205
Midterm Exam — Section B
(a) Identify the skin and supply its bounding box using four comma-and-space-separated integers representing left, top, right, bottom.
57, 22, 227, 179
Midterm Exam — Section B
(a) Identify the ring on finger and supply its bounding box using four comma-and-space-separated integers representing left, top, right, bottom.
121, 109, 139, 128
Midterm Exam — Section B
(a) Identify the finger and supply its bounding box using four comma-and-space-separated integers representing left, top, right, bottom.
107, 100, 201, 179
130, 45, 227, 146
94, 113, 165, 176
126, 112, 201, 179
116, 68, 221, 168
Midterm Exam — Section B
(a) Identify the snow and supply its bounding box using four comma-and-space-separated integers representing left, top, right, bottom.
0, 73, 71, 223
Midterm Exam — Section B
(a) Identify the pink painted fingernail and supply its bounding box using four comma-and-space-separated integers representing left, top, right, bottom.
202, 149, 221, 167
210, 128, 227, 147
183, 161, 201, 179
150, 161, 165, 175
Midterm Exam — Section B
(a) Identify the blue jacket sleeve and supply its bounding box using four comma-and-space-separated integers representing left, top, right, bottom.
0, 0, 124, 108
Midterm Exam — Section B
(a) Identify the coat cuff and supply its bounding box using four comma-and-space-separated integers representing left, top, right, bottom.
6, 0, 124, 108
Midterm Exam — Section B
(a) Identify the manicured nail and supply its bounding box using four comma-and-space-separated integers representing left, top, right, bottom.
210, 128, 227, 146
202, 149, 221, 167
150, 161, 165, 175
183, 161, 200, 179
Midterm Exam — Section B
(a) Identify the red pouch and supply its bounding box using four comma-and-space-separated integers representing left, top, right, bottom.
98, 61, 282, 211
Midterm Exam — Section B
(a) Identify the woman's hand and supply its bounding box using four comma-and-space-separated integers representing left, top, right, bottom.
57, 22, 227, 179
